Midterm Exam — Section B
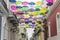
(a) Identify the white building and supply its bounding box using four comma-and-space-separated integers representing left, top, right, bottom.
0, 1, 19, 40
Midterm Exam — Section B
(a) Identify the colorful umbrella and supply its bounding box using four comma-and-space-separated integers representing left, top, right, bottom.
29, 8, 35, 11
34, 5, 41, 8
40, 7, 48, 14
10, 5, 17, 10
46, 0, 53, 6
22, 6, 29, 11
25, 24, 29, 28
24, 14, 29, 18
16, 1, 21, 4
22, 1, 29, 5
17, 8, 23, 11
35, 11, 40, 15
35, 1, 43, 5
29, 2, 35, 5
16, 6, 22, 8
47, 2, 53, 6
9, 0, 16, 2
46, 0, 53, 3
16, 11, 24, 15
35, 8, 40, 11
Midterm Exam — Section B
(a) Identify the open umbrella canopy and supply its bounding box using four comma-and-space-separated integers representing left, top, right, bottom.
9, 0, 53, 28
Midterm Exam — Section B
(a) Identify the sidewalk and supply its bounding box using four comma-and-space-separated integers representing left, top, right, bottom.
48, 33, 60, 40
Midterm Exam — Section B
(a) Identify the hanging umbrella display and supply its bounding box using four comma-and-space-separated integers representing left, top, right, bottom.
9, 0, 52, 28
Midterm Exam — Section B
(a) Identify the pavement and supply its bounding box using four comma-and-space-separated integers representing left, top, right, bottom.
48, 33, 60, 40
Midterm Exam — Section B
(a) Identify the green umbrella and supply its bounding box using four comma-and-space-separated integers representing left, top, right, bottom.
16, 1, 21, 4
35, 11, 41, 15
22, 7, 29, 11
17, 8, 23, 11
35, 5, 41, 8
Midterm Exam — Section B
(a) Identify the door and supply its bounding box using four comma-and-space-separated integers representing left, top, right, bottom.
56, 12, 60, 34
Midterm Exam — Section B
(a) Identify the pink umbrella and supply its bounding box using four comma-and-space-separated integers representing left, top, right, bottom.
46, 0, 53, 3
22, 1, 28, 5
10, 5, 16, 10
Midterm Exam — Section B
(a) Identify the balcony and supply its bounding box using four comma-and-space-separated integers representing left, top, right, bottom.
7, 14, 19, 27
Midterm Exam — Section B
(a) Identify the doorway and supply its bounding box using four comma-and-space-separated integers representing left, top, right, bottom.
56, 12, 60, 35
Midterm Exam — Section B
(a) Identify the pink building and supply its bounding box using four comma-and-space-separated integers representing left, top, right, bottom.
47, 0, 60, 37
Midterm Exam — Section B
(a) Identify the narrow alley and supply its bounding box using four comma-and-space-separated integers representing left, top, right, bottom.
0, 0, 60, 40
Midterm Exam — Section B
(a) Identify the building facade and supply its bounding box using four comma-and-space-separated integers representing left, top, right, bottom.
47, 0, 60, 37
0, 1, 19, 40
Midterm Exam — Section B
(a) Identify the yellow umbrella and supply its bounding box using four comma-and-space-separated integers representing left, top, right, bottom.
24, 14, 29, 18
40, 7, 48, 13
25, 24, 29, 28
28, 11, 37, 16
35, 1, 43, 5
40, 7, 48, 15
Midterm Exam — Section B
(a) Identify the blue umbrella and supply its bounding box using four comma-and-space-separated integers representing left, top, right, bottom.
47, 2, 53, 6
29, 8, 35, 11
29, 2, 35, 5
35, 8, 40, 11
9, 0, 16, 2
16, 6, 22, 8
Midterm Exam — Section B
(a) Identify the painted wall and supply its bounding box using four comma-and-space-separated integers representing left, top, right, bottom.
47, 3, 60, 37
